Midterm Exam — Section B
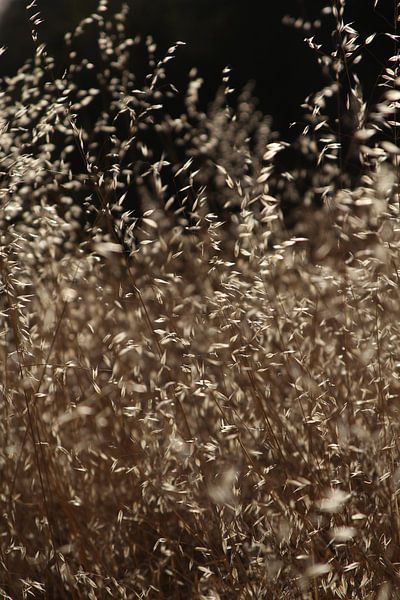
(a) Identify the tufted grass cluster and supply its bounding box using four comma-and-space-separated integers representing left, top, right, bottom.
1, 1, 400, 598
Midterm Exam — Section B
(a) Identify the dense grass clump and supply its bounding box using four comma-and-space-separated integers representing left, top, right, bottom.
1, 1, 400, 598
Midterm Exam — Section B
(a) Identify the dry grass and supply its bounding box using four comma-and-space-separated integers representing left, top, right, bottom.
1, 1, 400, 598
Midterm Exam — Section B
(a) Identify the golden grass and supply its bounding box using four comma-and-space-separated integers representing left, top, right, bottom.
1, 1, 400, 598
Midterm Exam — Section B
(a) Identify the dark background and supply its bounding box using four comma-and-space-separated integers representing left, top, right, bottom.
0, 0, 396, 137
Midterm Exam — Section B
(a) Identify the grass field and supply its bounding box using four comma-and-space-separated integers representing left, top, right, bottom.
1, 1, 400, 598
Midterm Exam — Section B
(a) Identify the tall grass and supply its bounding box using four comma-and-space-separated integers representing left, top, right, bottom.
1, 1, 400, 598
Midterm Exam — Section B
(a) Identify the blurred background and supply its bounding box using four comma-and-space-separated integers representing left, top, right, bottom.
0, 0, 395, 138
